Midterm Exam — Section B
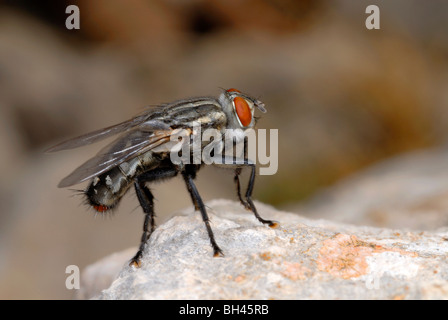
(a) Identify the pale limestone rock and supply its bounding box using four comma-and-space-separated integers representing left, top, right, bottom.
77, 199, 448, 300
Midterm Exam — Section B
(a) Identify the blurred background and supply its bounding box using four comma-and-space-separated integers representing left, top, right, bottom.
1, 0, 448, 299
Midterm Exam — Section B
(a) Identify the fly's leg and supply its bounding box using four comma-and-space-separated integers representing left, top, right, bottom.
233, 137, 276, 227
129, 167, 179, 268
129, 181, 155, 268
234, 137, 248, 208
241, 164, 278, 228
213, 153, 278, 229
182, 165, 223, 257
234, 168, 246, 206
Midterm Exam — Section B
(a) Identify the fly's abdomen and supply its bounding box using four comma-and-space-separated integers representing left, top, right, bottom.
85, 151, 162, 212
85, 167, 131, 212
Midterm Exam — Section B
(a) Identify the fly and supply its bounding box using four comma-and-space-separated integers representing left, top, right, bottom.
47, 88, 278, 267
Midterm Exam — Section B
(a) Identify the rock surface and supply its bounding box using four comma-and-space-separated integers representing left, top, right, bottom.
78, 199, 448, 300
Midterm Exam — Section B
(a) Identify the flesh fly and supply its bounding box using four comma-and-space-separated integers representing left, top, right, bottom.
47, 88, 277, 267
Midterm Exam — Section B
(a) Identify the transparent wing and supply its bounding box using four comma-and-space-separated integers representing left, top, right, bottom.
57, 129, 174, 188
45, 110, 167, 153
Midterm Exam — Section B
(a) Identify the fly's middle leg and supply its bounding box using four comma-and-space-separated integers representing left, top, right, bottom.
182, 165, 223, 257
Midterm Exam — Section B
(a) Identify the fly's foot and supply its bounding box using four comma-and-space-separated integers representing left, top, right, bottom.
242, 201, 252, 211
237, 198, 253, 211
260, 219, 279, 229
213, 248, 224, 258
129, 259, 142, 268
129, 252, 143, 268
268, 221, 279, 229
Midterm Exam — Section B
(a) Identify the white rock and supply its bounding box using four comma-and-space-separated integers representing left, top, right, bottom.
78, 199, 448, 300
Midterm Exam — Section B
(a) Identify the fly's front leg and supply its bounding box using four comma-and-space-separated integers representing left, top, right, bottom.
182, 165, 223, 257
213, 154, 278, 228
235, 136, 249, 209
234, 168, 247, 207
242, 163, 278, 228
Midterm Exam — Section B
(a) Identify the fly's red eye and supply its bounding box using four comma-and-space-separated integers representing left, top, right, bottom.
234, 97, 252, 127
226, 88, 241, 93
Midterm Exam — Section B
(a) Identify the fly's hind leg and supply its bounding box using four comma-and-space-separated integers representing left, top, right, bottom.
129, 167, 179, 268
129, 181, 154, 268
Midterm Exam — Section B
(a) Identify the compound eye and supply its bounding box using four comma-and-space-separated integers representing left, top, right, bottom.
226, 88, 241, 93
233, 97, 252, 127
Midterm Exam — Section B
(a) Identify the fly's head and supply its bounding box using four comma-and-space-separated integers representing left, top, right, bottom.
219, 88, 267, 131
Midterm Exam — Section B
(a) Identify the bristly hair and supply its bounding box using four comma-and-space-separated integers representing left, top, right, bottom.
68, 188, 86, 197
69, 188, 118, 219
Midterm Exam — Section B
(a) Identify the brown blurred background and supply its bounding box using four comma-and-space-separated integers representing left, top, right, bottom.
0, 0, 447, 299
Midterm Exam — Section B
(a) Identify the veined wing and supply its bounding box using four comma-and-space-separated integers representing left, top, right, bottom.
58, 128, 175, 188
46, 110, 167, 153
51, 98, 225, 187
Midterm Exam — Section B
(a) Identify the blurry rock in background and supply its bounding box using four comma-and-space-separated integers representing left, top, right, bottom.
0, 0, 448, 299
293, 148, 448, 230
